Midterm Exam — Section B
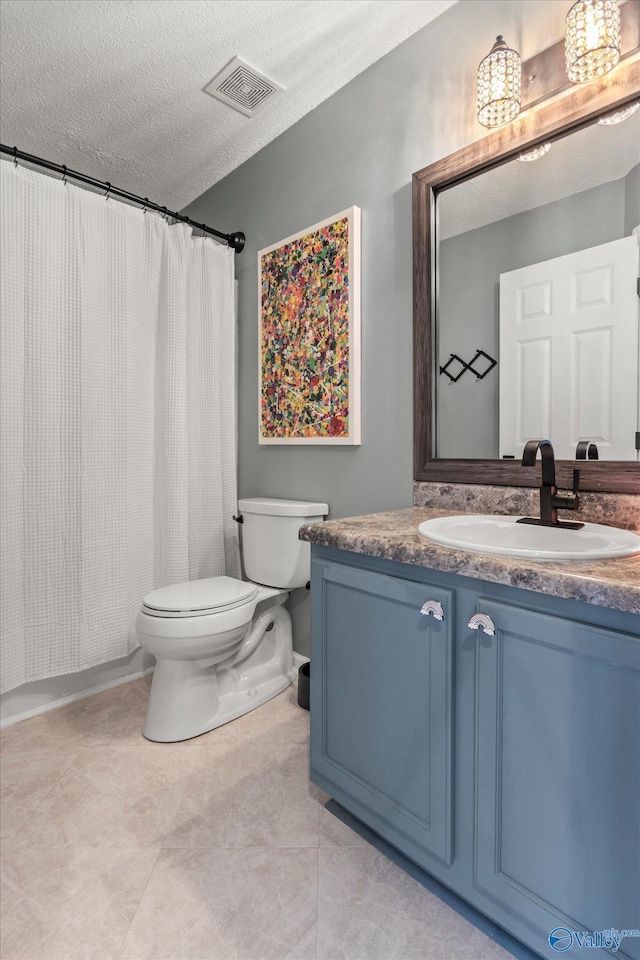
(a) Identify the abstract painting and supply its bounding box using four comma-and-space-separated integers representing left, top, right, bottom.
258, 206, 361, 444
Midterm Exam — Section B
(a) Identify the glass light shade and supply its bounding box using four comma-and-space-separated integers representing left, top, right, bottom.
477, 35, 521, 128
517, 142, 552, 162
565, 0, 621, 83
597, 101, 640, 124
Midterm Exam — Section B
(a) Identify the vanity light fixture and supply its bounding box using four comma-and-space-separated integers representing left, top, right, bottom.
565, 0, 621, 83
597, 101, 640, 124
517, 142, 552, 161
477, 35, 522, 128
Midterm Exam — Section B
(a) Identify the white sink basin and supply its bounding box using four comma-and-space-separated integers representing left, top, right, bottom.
417, 514, 640, 561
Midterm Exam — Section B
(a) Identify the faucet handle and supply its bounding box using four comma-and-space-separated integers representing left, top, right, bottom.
552, 469, 580, 512
572, 469, 580, 496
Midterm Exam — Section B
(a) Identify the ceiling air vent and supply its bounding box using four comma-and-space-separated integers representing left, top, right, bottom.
203, 56, 283, 118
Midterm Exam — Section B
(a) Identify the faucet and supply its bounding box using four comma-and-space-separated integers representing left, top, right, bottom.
517, 439, 584, 530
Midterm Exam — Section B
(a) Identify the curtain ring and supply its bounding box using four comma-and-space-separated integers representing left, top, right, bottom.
161, 206, 168, 222
62, 165, 67, 186
104, 182, 111, 200
201, 223, 207, 239
142, 198, 149, 214
13, 146, 18, 168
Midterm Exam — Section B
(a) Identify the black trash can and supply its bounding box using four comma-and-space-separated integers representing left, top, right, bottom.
297, 662, 310, 711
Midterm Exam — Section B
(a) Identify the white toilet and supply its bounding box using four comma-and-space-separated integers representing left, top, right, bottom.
136, 497, 328, 741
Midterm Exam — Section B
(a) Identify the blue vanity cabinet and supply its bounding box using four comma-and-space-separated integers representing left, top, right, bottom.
473, 598, 640, 960
309, 544, 640, 960
309, 556, 455, 866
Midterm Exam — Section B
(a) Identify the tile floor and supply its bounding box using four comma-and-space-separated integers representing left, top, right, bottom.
0, 676, 513, 960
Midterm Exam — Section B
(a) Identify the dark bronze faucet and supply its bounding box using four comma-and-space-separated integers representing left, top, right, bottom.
517, 439, 584, 530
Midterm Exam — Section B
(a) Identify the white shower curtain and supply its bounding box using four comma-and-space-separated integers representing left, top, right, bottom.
0, 161, 240, 694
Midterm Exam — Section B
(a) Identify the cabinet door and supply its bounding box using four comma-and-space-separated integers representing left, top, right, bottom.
474, 599, 640, 960
310, 560, 454, 865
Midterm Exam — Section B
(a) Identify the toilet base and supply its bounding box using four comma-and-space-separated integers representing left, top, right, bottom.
143, 663, 295, 742
142, 596, 296, 742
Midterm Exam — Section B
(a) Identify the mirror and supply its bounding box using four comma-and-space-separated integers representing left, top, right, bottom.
436, 113, 639, 462
413, 58, 640, 493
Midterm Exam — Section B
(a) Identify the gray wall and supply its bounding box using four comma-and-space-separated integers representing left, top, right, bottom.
184, 0, 544, 516
437, 175, 633, 459
182, 0, 576, 655
625, 163, 640, 236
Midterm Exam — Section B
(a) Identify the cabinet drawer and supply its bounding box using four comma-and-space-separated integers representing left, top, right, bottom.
310, 560, 455, 866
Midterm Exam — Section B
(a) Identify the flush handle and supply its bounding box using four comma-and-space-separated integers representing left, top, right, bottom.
468, 613, 496, 636
420, 600, 444, 621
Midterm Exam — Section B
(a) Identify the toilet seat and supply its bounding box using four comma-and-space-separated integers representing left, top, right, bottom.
142, 576, 258, 618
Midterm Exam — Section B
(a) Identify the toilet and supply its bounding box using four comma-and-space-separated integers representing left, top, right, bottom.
136, 497, 328, 741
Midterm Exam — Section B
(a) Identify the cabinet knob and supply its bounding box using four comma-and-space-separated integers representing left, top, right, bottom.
467, 613, 495, 636
420, 600, 444, 621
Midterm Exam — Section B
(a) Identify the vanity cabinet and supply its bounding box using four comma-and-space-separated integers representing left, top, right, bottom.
310, 546, 640, 960
312, 560, 454, 865
474, 598, 640, 960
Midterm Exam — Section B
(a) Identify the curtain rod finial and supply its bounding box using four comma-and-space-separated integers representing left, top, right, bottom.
228, 231, 245, 253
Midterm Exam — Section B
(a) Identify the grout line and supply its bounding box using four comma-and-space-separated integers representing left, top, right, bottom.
152, 738, 206, 850
113, 845, 163, 960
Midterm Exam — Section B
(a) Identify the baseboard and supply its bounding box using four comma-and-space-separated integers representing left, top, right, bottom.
2, 653, 309, 730
0, 666, 155, 729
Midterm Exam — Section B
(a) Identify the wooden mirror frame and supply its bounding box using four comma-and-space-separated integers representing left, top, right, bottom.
413, 58, 640, 493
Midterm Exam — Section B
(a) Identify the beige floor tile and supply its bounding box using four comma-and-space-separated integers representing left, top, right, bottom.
166, 730, 322, 848
117, 846, 318, 960
0, 711, 80, 753
318, 804, 370, 848
1, 680, 522, 960
8, 742, 202, 848
1, 845, 159, 960
0, 740, 84, 842
197, 681, 309, 752
266, 680, 308, 720
317, 847, 514, 960
0, 676, 153, 753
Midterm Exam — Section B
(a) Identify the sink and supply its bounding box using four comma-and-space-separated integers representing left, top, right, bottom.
417, 515, 640, 561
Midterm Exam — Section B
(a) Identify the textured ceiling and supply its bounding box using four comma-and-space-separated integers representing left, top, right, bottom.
439, 108, 640, 239
433, 0, 640, 238
0, 0, 456, 210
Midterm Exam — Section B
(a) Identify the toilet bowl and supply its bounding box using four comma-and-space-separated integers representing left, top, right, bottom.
136, 498, 328, 741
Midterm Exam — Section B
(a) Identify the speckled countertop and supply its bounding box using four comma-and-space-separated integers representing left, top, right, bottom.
300, 507, 640, 617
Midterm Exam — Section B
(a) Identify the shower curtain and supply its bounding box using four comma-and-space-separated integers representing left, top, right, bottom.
0, 161, 240, 694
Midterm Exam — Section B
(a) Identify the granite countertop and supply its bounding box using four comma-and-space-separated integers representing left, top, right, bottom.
299, 507, 640, 617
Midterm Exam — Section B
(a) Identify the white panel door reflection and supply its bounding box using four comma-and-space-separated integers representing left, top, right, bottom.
499, 235, 639, 461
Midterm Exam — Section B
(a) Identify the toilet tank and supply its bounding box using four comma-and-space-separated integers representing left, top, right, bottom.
238, 498, 328, 588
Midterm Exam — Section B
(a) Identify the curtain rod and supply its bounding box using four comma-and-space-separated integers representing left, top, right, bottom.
0, 144, 245, 253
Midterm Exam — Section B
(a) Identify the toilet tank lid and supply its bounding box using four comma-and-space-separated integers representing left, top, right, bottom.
238, 497, 329, 517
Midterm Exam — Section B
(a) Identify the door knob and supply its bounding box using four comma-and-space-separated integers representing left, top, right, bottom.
420, 600, 444, 621
467, 613, 495, 636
